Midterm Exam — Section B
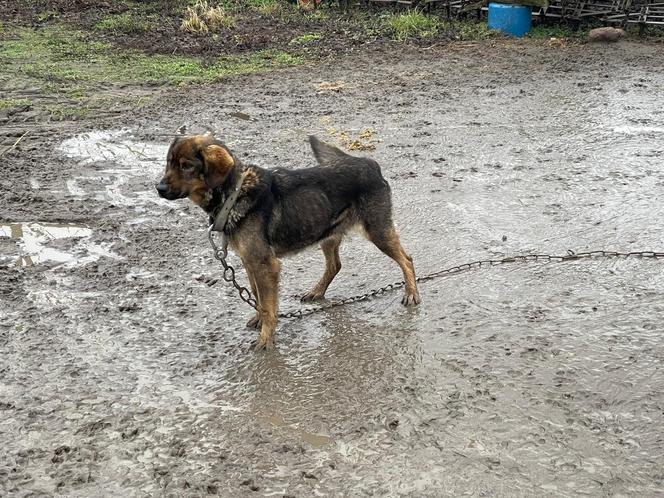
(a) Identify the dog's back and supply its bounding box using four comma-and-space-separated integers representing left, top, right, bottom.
263, 137, 392, 254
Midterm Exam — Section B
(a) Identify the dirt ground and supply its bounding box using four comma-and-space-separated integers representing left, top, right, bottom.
2, 39, 664, 497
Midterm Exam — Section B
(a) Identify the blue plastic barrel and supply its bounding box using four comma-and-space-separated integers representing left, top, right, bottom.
488, 3, 532, 37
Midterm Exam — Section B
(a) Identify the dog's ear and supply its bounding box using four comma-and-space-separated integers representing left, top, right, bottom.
169, 135, 185, 150
166, 136, 185, 164
201, 144, 235, 189
309, 135, 350, 167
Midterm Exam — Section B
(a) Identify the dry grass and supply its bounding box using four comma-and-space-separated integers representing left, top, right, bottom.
325, 125, 378, 151
181, 1, 236, 33
315, 80, 345, 93
182, 8, 209, 33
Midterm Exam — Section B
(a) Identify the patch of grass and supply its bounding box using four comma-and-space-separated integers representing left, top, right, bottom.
307, 9, 330, 21
641, 26, 664, 39
290, 32, 322, 45
0, 26, 304, 90
95, 13, 159, 33
248, 0, 281, 15
384, 11, 440, 41
36, 10, 59, 23
528, 25, 583, 39
182, 0, 236, 33
46, 104, 90, 120
66, 87, 88, 99
450, 20, 500, 40
0, 98, 31, 110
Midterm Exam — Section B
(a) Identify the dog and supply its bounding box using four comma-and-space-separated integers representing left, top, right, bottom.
156, 135, 420, 350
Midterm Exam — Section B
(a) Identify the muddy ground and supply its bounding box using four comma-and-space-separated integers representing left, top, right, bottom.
2, 40, 664, 496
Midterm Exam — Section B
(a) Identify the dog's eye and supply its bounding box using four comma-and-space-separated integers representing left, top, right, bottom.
179, 160, 196, 172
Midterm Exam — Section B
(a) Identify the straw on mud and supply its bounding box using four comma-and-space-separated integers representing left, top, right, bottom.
0, 131, 29, 158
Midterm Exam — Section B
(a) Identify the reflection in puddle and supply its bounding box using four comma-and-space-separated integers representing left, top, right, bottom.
0, 222, 120, 268
59, 130, 165, 168
58, 130, 171, 209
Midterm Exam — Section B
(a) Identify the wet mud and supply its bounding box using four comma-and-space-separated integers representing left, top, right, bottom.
2, 42, 664, 496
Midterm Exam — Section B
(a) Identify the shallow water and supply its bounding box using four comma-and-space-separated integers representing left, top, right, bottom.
0, 222, 118, 267
57, 129, 171, 211
2, 43, 664, 497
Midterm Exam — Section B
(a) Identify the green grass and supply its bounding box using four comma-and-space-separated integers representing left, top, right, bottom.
187, 0, 282, 15
46, 104, 90, 120
378, 13, 498, 42
450, 20, 499, 40
528, 25, 584, 39
0, 25, 303, 121
0, 98, 31, 110
384, 11, 440, 41
0, 26, 304, 90
36, 10, 60, 23
247, 0, 281, 15
95, 13, 160, 33
290, 33, 322, 45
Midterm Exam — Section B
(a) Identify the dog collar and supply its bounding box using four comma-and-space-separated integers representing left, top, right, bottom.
210, 170, 249, 233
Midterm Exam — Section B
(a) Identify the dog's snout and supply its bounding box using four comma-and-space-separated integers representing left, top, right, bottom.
156, 180, 186, 200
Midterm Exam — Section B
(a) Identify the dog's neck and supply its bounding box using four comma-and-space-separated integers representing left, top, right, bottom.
205, 164, 250, 232
205, 165, 244, 213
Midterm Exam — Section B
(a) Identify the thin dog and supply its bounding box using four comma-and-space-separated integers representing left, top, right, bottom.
156, 135, 420, 350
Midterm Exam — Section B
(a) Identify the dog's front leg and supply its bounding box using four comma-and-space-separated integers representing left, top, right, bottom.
243, 262, 262, 329
250, 256, 281, 351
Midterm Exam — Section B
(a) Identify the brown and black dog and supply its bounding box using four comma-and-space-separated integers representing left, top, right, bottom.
156, 134, 420, 350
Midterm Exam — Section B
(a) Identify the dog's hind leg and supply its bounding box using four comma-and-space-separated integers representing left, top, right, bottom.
301, 235, 342, 302
359, 189, 421, 306
367, 225, 420, 306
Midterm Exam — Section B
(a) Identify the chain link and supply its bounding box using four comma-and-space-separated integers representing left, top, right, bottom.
208, 227, 258, 310
208, 228, 664, 320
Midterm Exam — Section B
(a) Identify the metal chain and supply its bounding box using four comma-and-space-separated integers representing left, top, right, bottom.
208, 226, 258, 310
208, 228, 664, 320
279, 250, 664, 319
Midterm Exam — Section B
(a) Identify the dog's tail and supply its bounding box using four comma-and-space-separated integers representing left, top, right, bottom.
309, 135, 352, 167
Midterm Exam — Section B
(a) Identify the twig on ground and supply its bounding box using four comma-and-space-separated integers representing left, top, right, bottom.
0, 131, 29, 158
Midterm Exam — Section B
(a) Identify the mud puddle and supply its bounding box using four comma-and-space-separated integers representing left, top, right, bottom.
58, 130, 171, 212
0, 222, 119, 267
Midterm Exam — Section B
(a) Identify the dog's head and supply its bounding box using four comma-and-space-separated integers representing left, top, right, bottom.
156, 135, 236, 207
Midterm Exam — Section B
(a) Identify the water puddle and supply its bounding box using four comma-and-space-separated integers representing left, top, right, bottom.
58, 130, 171, 210
59, 130, 165, 168
0, 222, 120, 268
613, 125, 664, 135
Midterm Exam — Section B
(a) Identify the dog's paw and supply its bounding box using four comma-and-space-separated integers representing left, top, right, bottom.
300, 290, 325, 302
246, 313, 262, 329
401, 291, 421, 307
251, 334, 275, 352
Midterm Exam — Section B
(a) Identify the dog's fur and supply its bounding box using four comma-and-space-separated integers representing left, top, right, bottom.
157, 135, 420, 350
